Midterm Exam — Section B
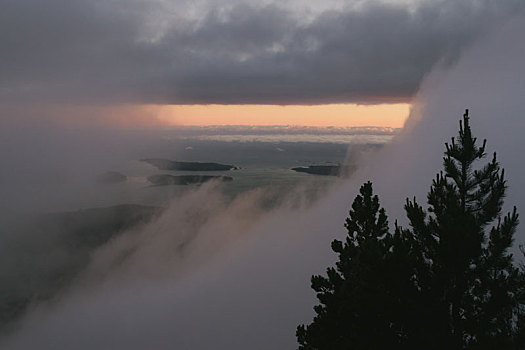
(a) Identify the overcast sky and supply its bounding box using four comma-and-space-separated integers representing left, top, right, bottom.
1, 0, 524, 106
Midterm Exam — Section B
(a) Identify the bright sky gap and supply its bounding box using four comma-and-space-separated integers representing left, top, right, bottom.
156, 103, 410, 128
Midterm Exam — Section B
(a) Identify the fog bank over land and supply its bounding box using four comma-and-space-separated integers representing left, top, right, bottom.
2, 15, 525, 350
362, 16, 525, 235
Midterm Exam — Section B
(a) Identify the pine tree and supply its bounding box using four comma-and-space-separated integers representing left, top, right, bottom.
296, 182, 416, 349
297, 110, 525, 349
402, 109, 524, 348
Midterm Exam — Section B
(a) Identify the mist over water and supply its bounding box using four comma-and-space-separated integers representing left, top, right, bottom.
2, 16, 525, 350
0, 126, 378, 346
0, 126, 368, 212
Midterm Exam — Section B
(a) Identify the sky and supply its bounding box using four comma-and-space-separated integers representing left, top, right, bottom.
1, 0, 524, 126
156, 103, 410, 127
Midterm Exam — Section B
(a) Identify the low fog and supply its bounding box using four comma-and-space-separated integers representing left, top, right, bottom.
0, 14, 524, 350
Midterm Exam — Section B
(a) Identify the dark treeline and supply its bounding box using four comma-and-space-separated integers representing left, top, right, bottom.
298, 110, 525, 349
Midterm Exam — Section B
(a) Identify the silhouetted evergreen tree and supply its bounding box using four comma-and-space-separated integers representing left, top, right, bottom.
297, 182, 418, 348
297, 110, 525, 349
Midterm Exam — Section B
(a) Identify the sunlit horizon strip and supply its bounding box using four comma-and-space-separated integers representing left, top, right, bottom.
156, 103, 411, 128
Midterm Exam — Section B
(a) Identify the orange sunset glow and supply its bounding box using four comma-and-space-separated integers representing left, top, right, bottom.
157, 103, 410, 128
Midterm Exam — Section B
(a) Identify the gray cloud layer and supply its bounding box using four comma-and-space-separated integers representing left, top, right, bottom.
1, 0, 524, 105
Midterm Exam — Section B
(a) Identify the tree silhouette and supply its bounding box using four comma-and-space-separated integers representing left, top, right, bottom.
297, 110, 525, 349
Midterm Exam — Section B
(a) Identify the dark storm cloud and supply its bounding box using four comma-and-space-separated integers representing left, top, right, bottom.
0, 0, 523, 105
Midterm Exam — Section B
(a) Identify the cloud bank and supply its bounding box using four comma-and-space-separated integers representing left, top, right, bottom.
1, 0, 524, 106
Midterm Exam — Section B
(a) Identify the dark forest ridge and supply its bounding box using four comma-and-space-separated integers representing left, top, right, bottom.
0, 204, 160, 333
142, 158, 237, 171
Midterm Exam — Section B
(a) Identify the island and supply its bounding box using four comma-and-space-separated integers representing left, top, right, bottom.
291, 165, 342, 176
142, 158, 237, 171
147, 174, 233, 186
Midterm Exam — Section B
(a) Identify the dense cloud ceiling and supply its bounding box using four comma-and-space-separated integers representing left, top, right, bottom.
1, 0, 524, 105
